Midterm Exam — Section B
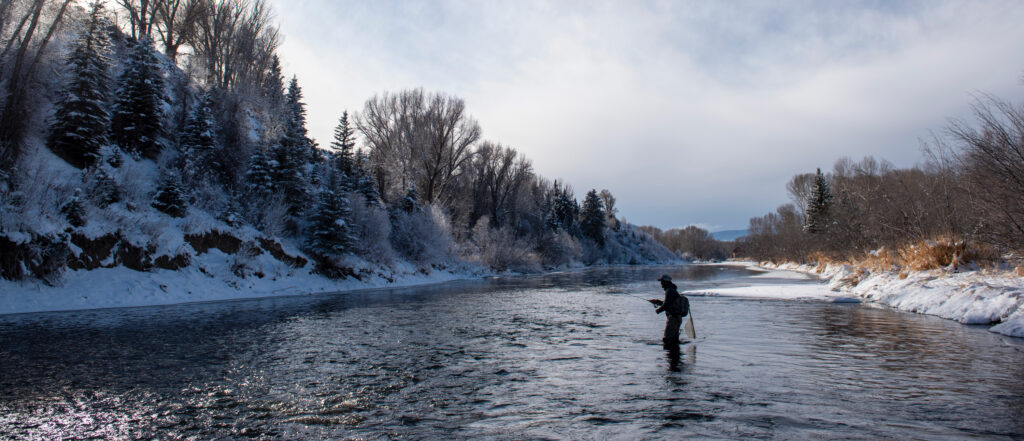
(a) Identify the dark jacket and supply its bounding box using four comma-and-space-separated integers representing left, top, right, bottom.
657, 283, 689, 317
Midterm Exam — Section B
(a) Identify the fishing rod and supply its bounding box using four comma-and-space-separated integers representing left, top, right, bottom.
620, 292, 662, 306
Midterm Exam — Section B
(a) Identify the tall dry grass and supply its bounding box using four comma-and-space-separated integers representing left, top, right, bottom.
806, 236, 999, 273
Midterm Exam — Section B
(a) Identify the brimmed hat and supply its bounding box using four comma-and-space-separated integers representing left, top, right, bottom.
657, 274, 672, 282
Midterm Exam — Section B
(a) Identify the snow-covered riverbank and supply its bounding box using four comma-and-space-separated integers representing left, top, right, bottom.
735, 261, 1024, 338
0, 249, 683, 316
0, 249, 485, 315
682, 263, 860, 303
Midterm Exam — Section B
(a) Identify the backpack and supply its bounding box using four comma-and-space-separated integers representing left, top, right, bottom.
670, 296, 689, 317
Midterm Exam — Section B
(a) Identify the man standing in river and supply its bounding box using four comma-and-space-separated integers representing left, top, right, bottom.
651, 274, 689, 344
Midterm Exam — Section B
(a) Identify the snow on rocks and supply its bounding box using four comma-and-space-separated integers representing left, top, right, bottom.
759, 261, 1024, 338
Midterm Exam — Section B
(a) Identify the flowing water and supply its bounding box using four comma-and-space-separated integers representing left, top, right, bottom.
1, 264, 1023, 440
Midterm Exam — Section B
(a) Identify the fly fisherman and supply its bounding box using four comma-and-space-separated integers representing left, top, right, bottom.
650, 274, 689, 344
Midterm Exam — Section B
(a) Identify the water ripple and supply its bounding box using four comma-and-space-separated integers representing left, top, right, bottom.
1, 265, 1023, 439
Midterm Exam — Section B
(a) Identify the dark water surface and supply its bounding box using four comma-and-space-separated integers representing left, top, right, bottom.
1, 264, 1023, 440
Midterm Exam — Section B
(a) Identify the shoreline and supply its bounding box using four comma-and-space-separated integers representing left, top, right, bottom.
0, 257, 688, 317
747, 260, 1024, 338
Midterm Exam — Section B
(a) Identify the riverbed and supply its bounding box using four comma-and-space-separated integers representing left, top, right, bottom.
1, 264, 1022, 439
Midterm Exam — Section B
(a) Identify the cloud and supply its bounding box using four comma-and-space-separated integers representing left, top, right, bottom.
269, 0, 1024, 229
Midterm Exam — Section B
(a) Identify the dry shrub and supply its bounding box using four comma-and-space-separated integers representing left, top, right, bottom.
807, 251, 832, 273
861, 247, 898, 272
895, 237, 998, 271
898, 240, 960, 271
817, 237, 1001, 276
1014, 266, 1024, 277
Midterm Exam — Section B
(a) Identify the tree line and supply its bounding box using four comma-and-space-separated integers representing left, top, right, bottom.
0, 0, 674, 282
637, 225, 732, 261
738, 93, 1024, 268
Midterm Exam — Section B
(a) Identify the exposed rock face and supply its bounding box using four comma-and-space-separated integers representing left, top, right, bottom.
257, 237, 307, 268
1, 229, 309, 283
185, 231, 242, 255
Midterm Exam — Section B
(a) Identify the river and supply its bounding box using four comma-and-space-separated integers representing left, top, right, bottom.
1, 264, 1022, 439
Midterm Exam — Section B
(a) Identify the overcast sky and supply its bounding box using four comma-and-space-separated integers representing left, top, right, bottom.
267, 0, 1024, 231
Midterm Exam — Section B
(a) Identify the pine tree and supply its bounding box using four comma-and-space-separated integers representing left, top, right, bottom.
152, 171, 186, 217
178, 92, 217, 184
245, 147, 276, 198
353, 150, 381, 207
263, 55, 286, 109
330, 110, 356, 190
549, 184, 580, 236
306, 189, 354, 256
48, 1, 112, 169
580, 189, 606, 245
270, 141, 307, 218
61, 188, 87, 227
260, 55, 287, 140
89, 165, 121, 208
219, 194, 243, 227
269, 77, 314, 220
111, 38, 166, 159
281, 76, 313, 163
399, 184, 421, 213
543, 197, 560, 231
804, 168, 833, 234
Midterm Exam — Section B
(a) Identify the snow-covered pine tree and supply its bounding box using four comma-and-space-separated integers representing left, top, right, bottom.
245, 147, 276, 198
353, 150, 381, 207
61, 188, 87, 227
580, 189, 606, 246
270, 140, 307, 219
330, 111, 356, 190
88, 165, 121, 208
543, 197, 560, 231
268, 77, 315, 222
111, 38, 166, 160
152, 171, 187, 217
306, 189, 354, 256
47, 1, 112, 169
551, 186, 580, 236
399, 184, 421, 213
803, 168, 833, 234
219, 194, 243, 227
178, 92, 217, 184
264, 55, 286, 108
281, 76, 314, 164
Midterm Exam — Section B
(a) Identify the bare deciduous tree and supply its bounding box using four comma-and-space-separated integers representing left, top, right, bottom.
189, 0, 279, 91
598, 189, 619, 230
357, 88, 482, 206
154, 0, 205, 62
469, 141, 532, 228
0, 0, 73, 173
951, 95, 1024, 250
114, 0, 161, 40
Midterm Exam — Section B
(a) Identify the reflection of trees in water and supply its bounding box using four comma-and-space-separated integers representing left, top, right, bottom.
800, 304, 1024, 407
807, 305, 972, 370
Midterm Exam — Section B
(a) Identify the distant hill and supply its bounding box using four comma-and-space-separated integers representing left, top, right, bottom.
712, 229, 748, 241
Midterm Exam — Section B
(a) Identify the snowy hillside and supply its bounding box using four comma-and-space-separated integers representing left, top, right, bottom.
0, 3, 679, 314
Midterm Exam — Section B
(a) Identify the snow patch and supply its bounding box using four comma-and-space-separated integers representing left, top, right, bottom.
684, 263, 842, 301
